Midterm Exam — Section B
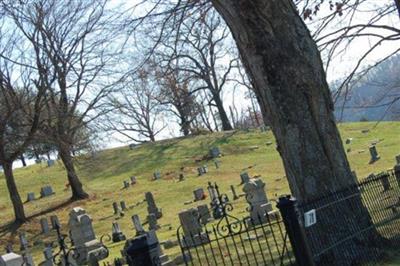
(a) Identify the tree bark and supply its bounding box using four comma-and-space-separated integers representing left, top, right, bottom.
395, 0, 400, 18
211, 0, 383, 264
3, 161, 26, 223
58, 145, 88, 200
213, 92, 233, 131
20, 155, 27, 167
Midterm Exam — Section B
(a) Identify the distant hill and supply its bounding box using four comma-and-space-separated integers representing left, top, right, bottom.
334, 55, 400, 122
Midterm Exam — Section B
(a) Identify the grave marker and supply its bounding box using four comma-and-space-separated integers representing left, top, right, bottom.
112, 222, 126, 243
240, 172, 250, 184
0, 252, 24, 266
40, 186, 54, 198
112, 202, 119, 215
26, 193, 35, 202
120, 201, 127, 211
50, 215, 60, 230
130, 176, 137, 185
197, 205, 211, 225
193, 188, 206, 201
43, 247, 53, 266
131, 215, 146, 236
369, 145, 380, 162
243, 178, 276, 226
40, 218, 50, 234
153, 171, 161, 180
145, 192, 162, 219
123, 181, 130, 189
178, 208, 209, 248
18, 233, 28, 251
147, 213, 160, 231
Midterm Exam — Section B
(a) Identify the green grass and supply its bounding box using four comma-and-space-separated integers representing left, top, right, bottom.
0, 121, 399, 264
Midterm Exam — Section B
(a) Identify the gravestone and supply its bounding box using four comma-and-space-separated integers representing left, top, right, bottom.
123, 181, 130, 189
120, 201, 127, 211
243, 178, 275, 226
240, 172, 250, 184
50, 215, 60, 230
68, 207, 108, 265
230, 185, 239, 200
207, 182, 223, 219
147, 213, 160, 231
369, 145, 380, 162
42, 247, 53, 266
179, 174, 185, 182
209, 147, 221, 158
130, 176, 137, 185
153, 171, 161, 180
112, 202, 120, 215
123, 230, 162, 265
145, 192, 162, 219
40, 218, 50, 234
47, 160, 55, 167
197, 167, 204, 176
26, 193, 35, 202
178, 208, 209, 248
214, 160, 220, 169
112, 222, 126, 243
380, 174, 391, 192
0, 252, 24, 266
40, 186, 54, 198
19, 233, 28, 251
202, 165, 208, 174
131, 215, 146, 236
197, 205, 211, 225
193, 188, 205, 201
345, 138, 352, 144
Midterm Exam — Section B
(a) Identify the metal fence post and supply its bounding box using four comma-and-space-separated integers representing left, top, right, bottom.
277, 195, 315, 266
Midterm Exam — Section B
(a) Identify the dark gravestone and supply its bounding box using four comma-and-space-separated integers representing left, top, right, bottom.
240, 172, 250, 184
27, 192, 35, 202
112, 222, 126, 243
145, 192, 162, 219
147, 214, 160, 231
193, 188, 205, 201
197, 204, 211, 225
369, 145, 380, 163
113, 202, 120, 215
40, 218, 50, 234
120, 201, 128, 211
40, 186, 54, 198
50, 215, 60, 229
123, 181, 130, 189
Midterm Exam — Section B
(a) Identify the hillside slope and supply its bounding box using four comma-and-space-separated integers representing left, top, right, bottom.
0, 122, 399, 263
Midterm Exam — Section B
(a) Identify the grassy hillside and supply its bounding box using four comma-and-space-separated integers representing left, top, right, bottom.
0, 122, 399, 264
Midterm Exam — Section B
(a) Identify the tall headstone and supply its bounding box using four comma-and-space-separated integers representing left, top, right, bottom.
207, 182, 223, 219
178, 208, 209, 248
120, 201, 127, 211
197, 167, 204, 176
145, 192, 162, 219
0, 252, 24, 266
243, 178, 274, 226
112, 222, 126, 243
147, 214, 160, 231
123, 181, 130, 189
42, 247, 53, 266
112, 202, 119, 215
40, 218, 50, 234
179, 174, 185, 182
369, 145, 380, 162
197, 205, 211, 225
230, 185, 239, 200
50, 215, 60, 230
18, 233, 28, 251
193, 188, 205, 201
68, 207, 108, 265
130, 176, 137, 185
240, 172, 250, 184
131, 215, 146, 236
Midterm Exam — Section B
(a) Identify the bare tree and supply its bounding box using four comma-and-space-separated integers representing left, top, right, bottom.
0, 27, 45, 222
154, 67, 201, 136
2, 0, 122, 199
105, 69, 165, 143
153, 8, 237, 131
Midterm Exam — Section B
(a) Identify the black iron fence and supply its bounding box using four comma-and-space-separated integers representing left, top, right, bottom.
177, 183, 296, 266
298, 169, 400, 266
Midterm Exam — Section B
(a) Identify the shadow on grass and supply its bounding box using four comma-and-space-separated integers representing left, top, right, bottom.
0, 198, 75, 237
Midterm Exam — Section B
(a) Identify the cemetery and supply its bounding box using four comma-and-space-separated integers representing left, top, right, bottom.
0, 122, 400, 265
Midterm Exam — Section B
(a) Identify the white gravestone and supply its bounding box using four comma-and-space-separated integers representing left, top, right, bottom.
0, 253, 24, 266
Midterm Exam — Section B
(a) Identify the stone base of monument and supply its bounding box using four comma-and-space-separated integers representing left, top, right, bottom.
113, 232, 127, 243
181, 233, 210, 248
247, 202, 277, 227
0, 252, 24, 266
74, 240, 108, 265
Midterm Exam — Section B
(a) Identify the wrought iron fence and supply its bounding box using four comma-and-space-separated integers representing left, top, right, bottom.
298, 169, 400, 266
177, 183, 296, 266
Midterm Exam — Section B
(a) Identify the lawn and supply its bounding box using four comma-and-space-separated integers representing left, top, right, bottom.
0, 121, 399, 264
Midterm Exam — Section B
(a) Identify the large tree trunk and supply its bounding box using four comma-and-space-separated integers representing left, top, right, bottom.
58, 145, 88, 200
3, 161, 26, 223
213, 92, 233, 131
211, 0, 383, 265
